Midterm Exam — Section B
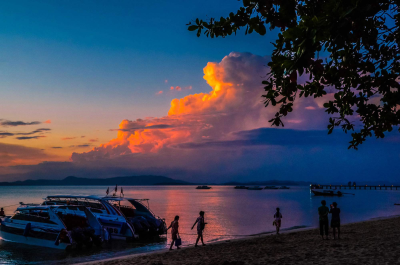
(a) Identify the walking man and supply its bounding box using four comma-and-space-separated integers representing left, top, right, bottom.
192, 211, 207, 247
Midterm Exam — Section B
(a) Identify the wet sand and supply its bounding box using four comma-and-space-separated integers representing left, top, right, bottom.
81, 216, 400, 265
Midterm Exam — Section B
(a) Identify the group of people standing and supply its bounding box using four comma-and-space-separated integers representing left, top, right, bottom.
318, 200, 341, 239
167, 211, 207, 250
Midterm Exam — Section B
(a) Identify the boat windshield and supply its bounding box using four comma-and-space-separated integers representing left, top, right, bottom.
108, 199, 136, 217
128, 200, 151, 214
11, 209, 57, 224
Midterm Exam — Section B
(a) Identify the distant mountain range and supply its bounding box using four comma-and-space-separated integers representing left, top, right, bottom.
0, 176, 314, 186
0, 176, 190, 186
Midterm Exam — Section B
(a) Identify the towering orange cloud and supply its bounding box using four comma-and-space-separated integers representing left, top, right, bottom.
72, 52, 328, 162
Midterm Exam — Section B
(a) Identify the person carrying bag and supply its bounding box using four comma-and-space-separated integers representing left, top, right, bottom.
167, 216, 181, 250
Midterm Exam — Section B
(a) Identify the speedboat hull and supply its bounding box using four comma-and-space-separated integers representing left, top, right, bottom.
0, 230, 70, 250
311, 190, 342, 196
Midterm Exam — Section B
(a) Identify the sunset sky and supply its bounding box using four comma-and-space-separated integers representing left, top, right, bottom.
1, 0, 399, 183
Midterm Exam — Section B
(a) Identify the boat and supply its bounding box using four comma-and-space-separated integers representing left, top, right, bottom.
278, 186, 290, 189
311, 190, 343, 196
42, 195, 137, 241
196, 186, 211, 189
234, 186, 249, 189
310, 184, 323, 190
0, 205, 104, 249
248, 186, 263, 190
264, 186, 278, 189
101, 197, 167, 238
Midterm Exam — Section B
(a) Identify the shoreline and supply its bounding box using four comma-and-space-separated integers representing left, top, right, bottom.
77, 214, 400, 265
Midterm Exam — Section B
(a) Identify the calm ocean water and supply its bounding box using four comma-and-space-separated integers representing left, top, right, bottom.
0, 185, 399, 264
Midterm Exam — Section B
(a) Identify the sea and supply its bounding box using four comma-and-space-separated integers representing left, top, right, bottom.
0, 185, 399, 264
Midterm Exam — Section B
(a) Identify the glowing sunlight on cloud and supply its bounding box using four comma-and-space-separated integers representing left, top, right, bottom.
72, 52, 331, 162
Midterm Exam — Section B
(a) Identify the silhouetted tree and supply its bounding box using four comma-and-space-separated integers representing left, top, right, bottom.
188, 1, 400, 149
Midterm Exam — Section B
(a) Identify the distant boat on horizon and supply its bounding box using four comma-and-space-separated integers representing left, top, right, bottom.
248, 186, 263, 190
264, 186, 279, 189
196, 185, 211, 189
278, 186, 290, 189
234, 186, 249, 189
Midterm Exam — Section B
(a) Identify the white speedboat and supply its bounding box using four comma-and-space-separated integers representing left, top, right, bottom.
0, 205, 104, 249
102, 196, 167, 238
43, 195, 137, 241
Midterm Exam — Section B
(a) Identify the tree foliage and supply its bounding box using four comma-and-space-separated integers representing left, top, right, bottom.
188, 0, 400, 149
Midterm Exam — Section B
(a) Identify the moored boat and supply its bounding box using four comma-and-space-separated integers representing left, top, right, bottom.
234, 186, 249, 189
310, 184, 323, 190
101, 197, 167, 238
278, 186, 290, 189
196, 186, 211, 189
264, 186, 278, 189
43, 195, 137, 241
0, 205, 104, 249
311, 190, 343, 196
248, 186, 263, 190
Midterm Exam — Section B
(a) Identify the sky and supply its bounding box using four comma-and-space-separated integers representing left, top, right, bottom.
0, 1, 399, 183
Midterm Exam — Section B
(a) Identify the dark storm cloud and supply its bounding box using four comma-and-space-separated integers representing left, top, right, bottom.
0, 120, 41, 127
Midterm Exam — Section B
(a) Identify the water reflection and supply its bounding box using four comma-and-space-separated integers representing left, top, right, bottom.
0, 185, 399, 264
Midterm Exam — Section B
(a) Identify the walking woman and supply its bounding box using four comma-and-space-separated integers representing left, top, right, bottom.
273, 208, 282, 234
329, 202, 341, 239
191, 211, 206, 247
167, 215, 180, 250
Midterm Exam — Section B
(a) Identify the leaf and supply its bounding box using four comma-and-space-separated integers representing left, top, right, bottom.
188, 25, 198, 31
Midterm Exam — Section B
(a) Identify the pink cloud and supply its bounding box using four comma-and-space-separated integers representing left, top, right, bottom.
61, 137, 77, 140
156, 90, 163, 95
305, 106, 316, 110
43, 120, 52, 124
170, 86, 182, 91
165, 80, 168, 83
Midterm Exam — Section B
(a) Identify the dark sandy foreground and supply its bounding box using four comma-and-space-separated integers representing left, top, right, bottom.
81, 217, 400, 265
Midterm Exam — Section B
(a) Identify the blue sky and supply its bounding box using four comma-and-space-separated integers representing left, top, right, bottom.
0, 1, 399, 183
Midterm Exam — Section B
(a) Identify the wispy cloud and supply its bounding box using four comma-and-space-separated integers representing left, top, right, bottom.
0, 132, 14, 138
16, 136, 46, 140
61, 137, 77, 140
51, 146, 63, 149
89, 138, 99, 142
156, 90, 163, 95
1, 120, 41, 127
43, 120, 52, 124
15, 128, 51, 136
69, 144, 92, 148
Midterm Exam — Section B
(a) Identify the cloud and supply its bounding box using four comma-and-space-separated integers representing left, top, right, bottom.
305, 106, 316, 110
15, 128, 51, 136
156, 90, 163, 95
43, 120, 52, 124
16, 136, 46, 140
0, 120, 41, 127
170, 86, 182, 91
73, 52, 335, 162
0, 142, 51, 167
51, 147, 63, 149
61, 137, 77, 140
170, 86, 192, 91
165, 80, 168, 83
69, 144, 92, 148
89, 138, 99, 142
0, 132, 14, 138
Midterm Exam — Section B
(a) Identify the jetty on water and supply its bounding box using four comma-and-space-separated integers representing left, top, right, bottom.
311, 184, 400, 190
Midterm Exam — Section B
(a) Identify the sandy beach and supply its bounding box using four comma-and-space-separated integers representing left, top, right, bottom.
80, 216, 400, 265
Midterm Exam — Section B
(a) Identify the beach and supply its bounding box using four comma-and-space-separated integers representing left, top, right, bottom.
82, 216, 400, 265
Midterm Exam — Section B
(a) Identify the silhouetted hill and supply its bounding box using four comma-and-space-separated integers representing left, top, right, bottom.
0, 176, 190, 186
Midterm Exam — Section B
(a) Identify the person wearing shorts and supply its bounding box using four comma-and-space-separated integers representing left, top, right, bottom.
192, 211, 206, 247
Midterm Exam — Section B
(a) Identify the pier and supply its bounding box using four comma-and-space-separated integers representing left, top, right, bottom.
312, 184, 400, 190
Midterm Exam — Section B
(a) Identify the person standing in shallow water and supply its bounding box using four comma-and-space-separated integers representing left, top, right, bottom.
192, 211, 206, 247
167, 216, 180, 250
273, 208, 282, 234
318, 200, 330, 240
330, 202, 341, 239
